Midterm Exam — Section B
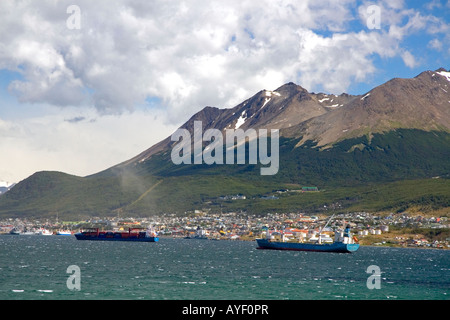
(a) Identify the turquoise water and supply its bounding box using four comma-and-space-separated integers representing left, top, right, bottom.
0, 235, 448, 300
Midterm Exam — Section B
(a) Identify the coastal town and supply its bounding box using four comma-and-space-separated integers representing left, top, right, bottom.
1, 211, 449, 249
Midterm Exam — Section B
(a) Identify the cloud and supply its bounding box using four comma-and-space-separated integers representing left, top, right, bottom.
3, 0, 446, 121
295, 29, 403, 93
64, 116, 86, 123
0, 107, 179, 182
428, 38, 443, 51
401, 50, 418, 68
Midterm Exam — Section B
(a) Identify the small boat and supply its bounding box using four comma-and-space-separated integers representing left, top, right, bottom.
13, 228, 35, 235
9, 227, 35, 235
256, 215, 359, 253
75, 226, 159, 242
36, 228, 53, 236
9, 228, 21, 235
56, 230, 72, 236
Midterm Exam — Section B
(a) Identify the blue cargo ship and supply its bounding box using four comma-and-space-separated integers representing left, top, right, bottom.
75, 226, 159, 242
256, 215, 359, 253
256, 238, 359, 253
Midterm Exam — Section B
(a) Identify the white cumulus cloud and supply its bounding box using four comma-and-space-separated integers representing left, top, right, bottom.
0, 0, 428, 119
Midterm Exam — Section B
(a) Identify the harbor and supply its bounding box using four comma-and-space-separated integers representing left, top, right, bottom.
1, 211, 449, 249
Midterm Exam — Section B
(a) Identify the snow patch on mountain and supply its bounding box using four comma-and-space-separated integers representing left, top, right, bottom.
0, 181, 12, 188
437, 70, 450, 82
262, 98, 271, 109
265, 90, 281, 97
235, 111, 247, 129
361, 93, 371, 100
0, 181, 15, 195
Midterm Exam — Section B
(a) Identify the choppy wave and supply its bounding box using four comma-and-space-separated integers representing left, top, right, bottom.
0, 236, 448, 300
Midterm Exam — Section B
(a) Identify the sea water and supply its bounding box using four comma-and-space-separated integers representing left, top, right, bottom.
0, 235, 448, 300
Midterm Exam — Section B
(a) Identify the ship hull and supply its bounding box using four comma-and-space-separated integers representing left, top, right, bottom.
57, 231, 72, 236
75, 233, 158, 242
256, 239, 359, 253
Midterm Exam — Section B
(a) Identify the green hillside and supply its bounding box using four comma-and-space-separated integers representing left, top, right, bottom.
0, 129, 449, 219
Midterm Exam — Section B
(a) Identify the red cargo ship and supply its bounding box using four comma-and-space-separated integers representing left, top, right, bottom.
75, 226, 159, 242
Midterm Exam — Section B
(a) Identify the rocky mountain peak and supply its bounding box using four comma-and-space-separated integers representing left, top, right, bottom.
118, 68, 450, 167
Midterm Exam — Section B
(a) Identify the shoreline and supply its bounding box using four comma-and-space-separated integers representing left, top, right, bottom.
2, 233, 448, 250
162, 235, 450, 250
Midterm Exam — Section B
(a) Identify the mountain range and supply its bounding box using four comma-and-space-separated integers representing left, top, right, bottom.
1, 68, 449, 219
0, 182, 15, 195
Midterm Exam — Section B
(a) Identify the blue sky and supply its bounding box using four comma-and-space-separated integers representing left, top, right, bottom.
0, 0, 449, 183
